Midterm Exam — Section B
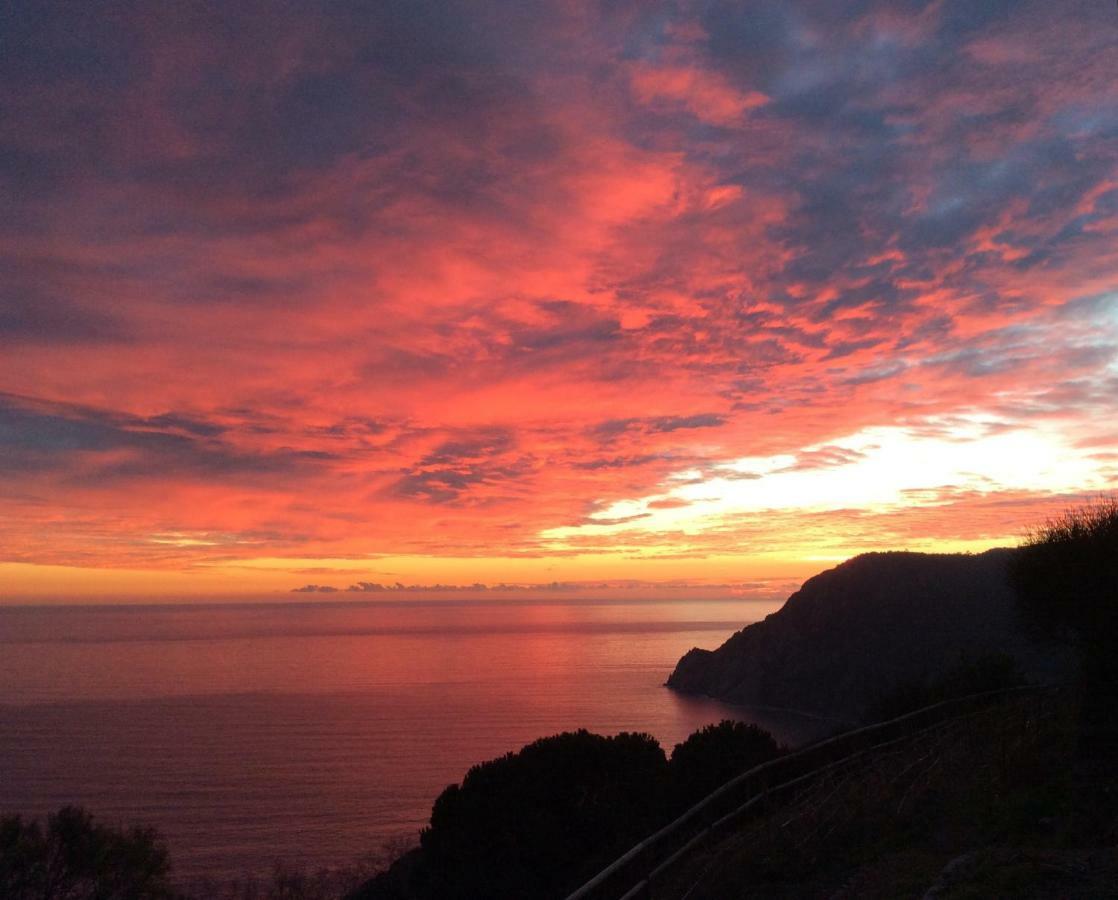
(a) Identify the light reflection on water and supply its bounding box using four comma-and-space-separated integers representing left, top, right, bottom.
0, 598, 822, 883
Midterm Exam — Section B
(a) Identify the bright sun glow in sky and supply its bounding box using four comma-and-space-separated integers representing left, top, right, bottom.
1, 1, 1117, 600
544, 418, 1112, 552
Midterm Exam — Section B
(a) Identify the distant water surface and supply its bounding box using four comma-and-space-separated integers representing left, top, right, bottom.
0, 597, 823, 884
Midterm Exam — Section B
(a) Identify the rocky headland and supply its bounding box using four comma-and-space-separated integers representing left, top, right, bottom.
667, 548, 1070, 724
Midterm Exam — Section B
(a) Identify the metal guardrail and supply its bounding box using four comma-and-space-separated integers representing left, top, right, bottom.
566, 684, 1064, 900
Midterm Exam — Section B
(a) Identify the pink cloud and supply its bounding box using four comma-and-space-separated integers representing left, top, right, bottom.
1, 0, 1116, 584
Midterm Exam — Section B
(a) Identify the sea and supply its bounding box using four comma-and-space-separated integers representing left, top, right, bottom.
0, 596, 828, 886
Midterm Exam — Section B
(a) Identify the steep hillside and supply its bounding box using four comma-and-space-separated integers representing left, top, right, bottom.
667, 549, 1067, 723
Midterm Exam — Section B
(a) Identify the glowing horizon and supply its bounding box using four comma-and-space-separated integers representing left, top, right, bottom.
2, 1, 1117, 601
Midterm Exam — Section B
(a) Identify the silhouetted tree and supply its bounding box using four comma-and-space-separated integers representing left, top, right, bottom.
0, 806, 173, 900
667, 720, 784, 809
416, 729, 668, 900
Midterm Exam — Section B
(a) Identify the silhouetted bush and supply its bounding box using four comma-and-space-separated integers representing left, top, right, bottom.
667, 720, 785, 809
1010, 497, 1118, 640
353, 719, 791, 900
1010, 496, 1118, 751
415, 729, 669, 899
0, 806, 173, 900
866, 652, 1026, 724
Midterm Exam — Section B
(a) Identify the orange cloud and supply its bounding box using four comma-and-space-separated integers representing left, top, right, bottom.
630, 63, 768, 125
1, 0, 1117, 598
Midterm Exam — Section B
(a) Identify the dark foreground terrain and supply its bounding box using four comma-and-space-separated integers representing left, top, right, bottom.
653, 687, 1118, 899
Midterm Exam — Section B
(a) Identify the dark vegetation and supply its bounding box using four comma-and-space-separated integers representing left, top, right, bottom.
419, 730, 666, 899
660, 687, 1118, 898
1009, 497, 1118, 754
0, 806, 173, 900
354, 723, 787, 899
865, 652, 1026, 724
666, 720, 784, 808
1011, 497, 1118, 639
0, 806, 394, 900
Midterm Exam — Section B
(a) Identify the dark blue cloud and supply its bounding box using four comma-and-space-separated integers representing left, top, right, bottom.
649, 413, 725, 432
512, 319, 621, 353
589, 413, 725, 440
387, 427, 532, 503
0, 288, 130, 344
388, 457, 534, 504
420, 430, 514, 466
0, 393, 332, 481
573, 454, 663, 471
0, 0, 560, 223
637, 0, 1116, 340
936, 0, 1019, 38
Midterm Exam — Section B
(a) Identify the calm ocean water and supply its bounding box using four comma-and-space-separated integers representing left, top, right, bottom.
0, 597, 824, 885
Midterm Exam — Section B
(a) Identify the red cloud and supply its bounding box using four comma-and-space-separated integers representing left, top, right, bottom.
1, 0, 1116, 588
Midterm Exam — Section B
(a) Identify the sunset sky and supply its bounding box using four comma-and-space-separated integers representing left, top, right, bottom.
2, 0, 1117, 600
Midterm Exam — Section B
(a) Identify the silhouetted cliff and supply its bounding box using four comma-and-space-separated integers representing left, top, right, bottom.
667, 549, 1069, 723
